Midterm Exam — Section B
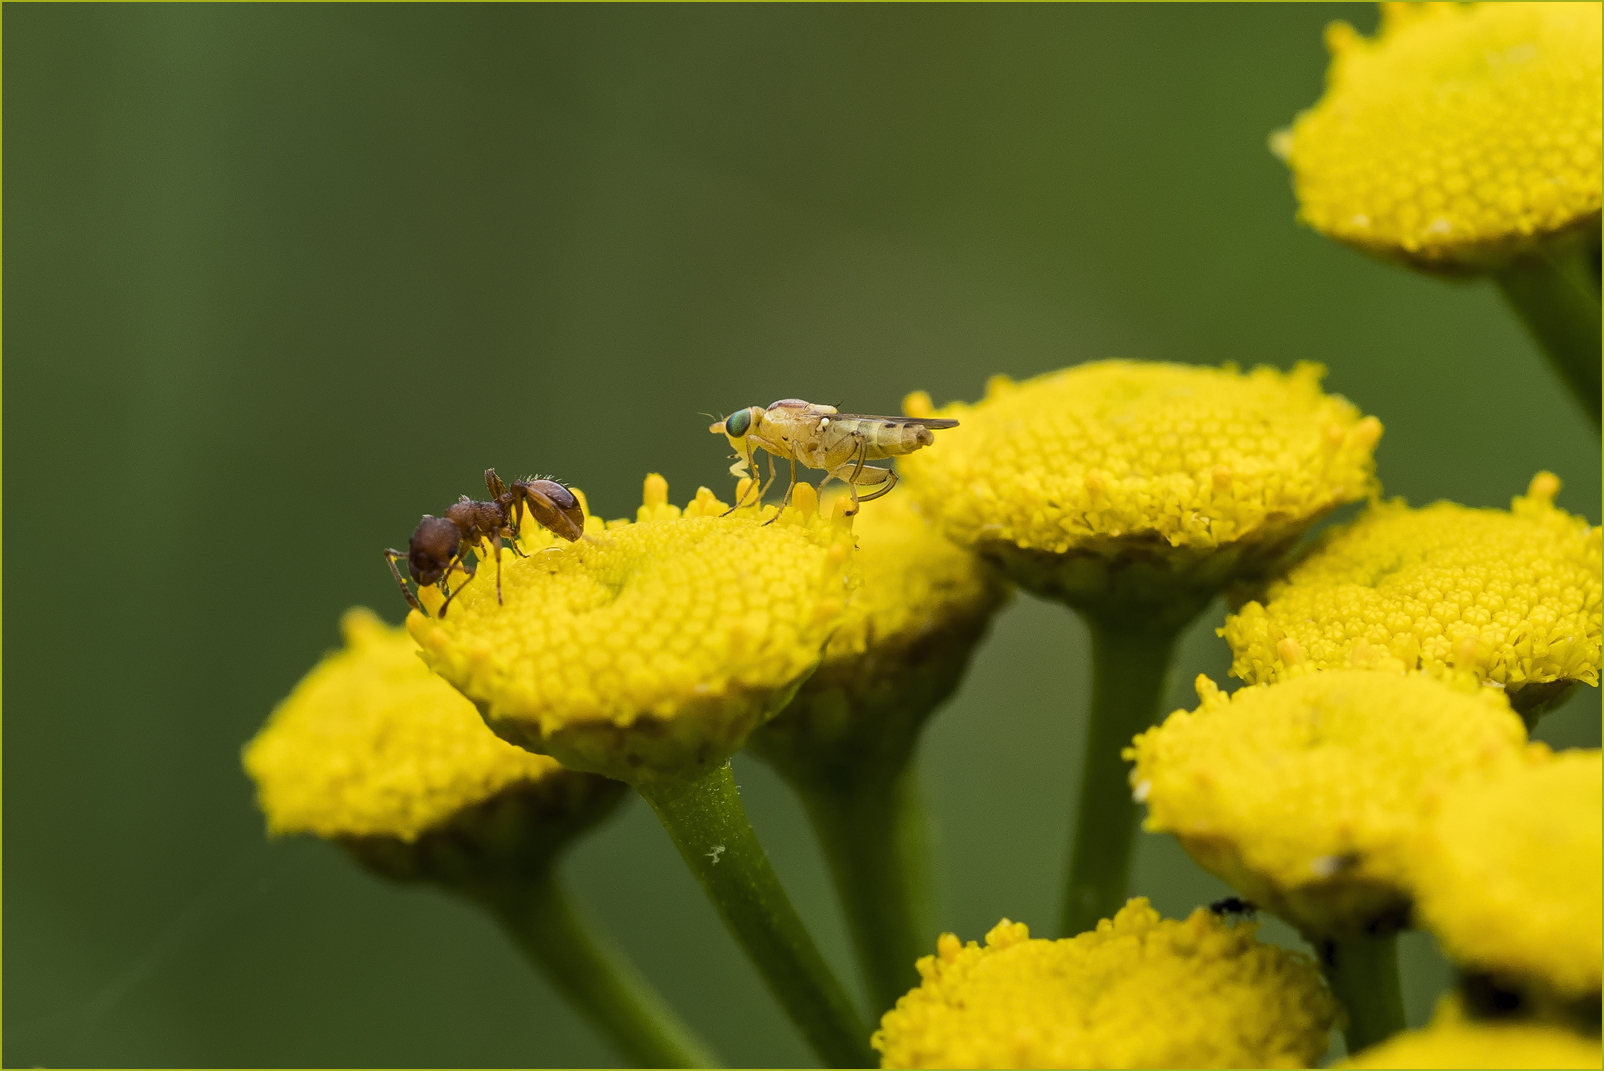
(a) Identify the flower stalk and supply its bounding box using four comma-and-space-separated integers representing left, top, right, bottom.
1317, 932, 1407, 1057
790, 757, 936, 1017
470, 868, 721, 1069
1493, 236, 1602, 430
637, 763, 874, 1069
1061, 615, 1182, 937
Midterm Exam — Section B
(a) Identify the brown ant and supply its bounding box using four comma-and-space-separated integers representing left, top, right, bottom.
384, 469, 584, 618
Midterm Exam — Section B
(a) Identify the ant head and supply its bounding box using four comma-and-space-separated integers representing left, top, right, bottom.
519, 480, 586, 542
407, 515, 461, 584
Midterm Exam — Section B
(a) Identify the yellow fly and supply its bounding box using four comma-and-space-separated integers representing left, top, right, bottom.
708, 398, 958, 515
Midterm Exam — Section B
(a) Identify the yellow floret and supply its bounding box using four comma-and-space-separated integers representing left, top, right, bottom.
1410, 749, 1601, 1001
1127, 671, 1531, 937
409, 475, 857, 784
1278, 2, 1603, 271
901, 361, 1380, 618
243, 607, 609, 844
1340, 998, 1602, 1069
1223, 473, 1602, 714
872, 898, 1338, 1069
752, 491, 1010, 770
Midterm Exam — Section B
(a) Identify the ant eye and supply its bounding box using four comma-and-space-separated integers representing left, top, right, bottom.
725, 409, 752, 437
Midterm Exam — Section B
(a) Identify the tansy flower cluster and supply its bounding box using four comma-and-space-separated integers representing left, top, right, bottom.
873, 899, 1337, 1069
1410, 749, 1602, 1008
1127, 670, 1533, 939
244, 606, 591, 846
901, 361, 1380, 604
1222, 473, 1602, 716
1276, 1, 1602, 271
409, 475, 857, 784
244, 6, 1601, 1067
1340, 998, 1604, 1070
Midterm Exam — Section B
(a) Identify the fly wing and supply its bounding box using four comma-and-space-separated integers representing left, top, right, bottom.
835, 413, 960, 430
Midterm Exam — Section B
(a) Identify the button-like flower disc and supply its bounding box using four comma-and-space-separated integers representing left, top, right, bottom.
1410, 749, 1601, 1001
1339, 1000, 1602, 1069
244, 608, 619, 848
1127, 671, 1531, 937
901, 361, 1380, 619
753, 491, 1010, 771
1223, 474, 1602, 713
872, 898, 1337, 1069
408, 476, 857, 784
1277, 2, 1603, 272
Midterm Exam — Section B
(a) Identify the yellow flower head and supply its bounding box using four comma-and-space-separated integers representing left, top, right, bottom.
1339, 997, 1603, 1069
1223, 473, 1603, 715
408, 475, 857, 785
243, 608, 625, 878
901, 361, 1380, 621
751, 491, 1010, 774
872, 898, 1337, 1069
1127, 670, 1531, 938
1277, 2, 1603, 272
1410, 748, 1602, 1002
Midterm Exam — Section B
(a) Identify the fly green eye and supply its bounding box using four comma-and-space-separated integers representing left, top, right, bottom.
725, 408, 752, 437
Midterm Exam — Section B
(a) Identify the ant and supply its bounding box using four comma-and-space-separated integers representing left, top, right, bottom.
1208, 896, 1258, 920
384, 469, 584, 618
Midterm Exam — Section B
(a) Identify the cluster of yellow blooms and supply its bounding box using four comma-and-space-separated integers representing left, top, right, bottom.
244, 4, 1601, 1067
1127, 671, 1532, 939
246, 606, 600, 844
1276, 1, 1601, 271
873, 900, 1337, 1069
1223, 473, 1602, 713
408, 476, 858, 785
1341, 997, 1604, 1070
902, 361, 1381, 616
751, 489, 1010, 770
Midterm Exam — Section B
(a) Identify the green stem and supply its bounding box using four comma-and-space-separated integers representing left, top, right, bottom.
474, 867, 720, 1069
637, 763, 874, 1069
1060, 616, 1182, 938
1317, 933, 1406, 1056
1493, 237, 1602, 430
794, 759, 934, 1018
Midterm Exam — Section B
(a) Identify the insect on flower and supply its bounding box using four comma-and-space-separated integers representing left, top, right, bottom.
709, 399, 958, 516
384, 469, 584, 618
1208, 896, 1258, 920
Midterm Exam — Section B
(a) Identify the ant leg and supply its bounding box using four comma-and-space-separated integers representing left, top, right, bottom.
437, 559, 477, 619
384, 550, 428, 616
505, 527, 527, 558
490, 535, 504, 604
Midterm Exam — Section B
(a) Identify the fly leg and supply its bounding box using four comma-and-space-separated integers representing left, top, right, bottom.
852, 465, 898, 504
842, 436, 870, 515
723, 447, 767, 514
383, 549, 427, 616
830, 436, 897, 515
760, 457, 801, 526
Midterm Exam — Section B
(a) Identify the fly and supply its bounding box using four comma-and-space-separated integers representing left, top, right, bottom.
709, 398, 958, 516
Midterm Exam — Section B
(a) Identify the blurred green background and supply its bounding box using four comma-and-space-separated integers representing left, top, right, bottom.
6, 5, 1598, 1067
